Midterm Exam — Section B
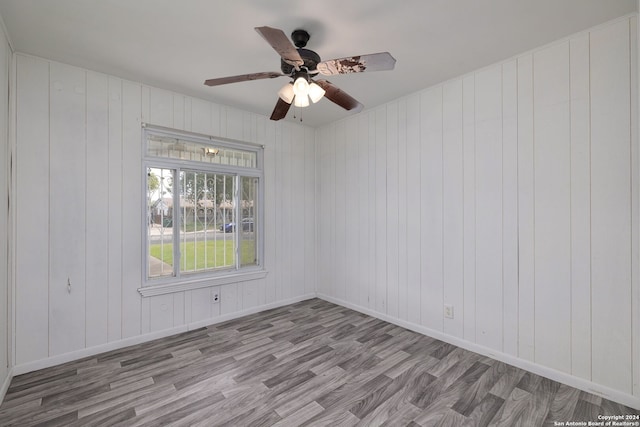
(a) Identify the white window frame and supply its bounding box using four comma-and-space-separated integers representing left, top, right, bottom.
138, 124, 266, 297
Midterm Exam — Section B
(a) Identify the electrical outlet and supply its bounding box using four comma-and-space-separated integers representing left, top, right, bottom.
444, 304, 454, 319
212, 290, 220, 304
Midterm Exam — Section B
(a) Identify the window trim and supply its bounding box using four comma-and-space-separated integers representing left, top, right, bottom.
138, 124, 266, 297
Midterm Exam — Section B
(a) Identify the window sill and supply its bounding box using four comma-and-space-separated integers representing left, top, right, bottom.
137, 270, 268, 297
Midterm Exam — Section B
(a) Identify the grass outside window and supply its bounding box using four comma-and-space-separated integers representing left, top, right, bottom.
149, 239, 256, 272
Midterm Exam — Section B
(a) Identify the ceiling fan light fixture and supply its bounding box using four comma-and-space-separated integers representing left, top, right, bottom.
278, 82, 295, 104
308, 82, 326, 103
292, 76, 309, 97
293, 94, 310, 107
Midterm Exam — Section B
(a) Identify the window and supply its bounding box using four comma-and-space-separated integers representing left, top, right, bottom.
143, 126, 263, 290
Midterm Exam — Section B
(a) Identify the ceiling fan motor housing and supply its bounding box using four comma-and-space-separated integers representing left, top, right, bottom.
291, 29, 310, 47
281, 48, 321, 75
280, 29, 321, 76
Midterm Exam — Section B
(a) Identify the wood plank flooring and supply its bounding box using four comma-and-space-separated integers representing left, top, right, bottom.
1, 298, 637, 426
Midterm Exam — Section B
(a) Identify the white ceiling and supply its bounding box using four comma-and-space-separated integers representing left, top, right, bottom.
0, 0, 636, 127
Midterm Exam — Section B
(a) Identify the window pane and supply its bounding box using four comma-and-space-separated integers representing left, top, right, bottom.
179, 170, 236, 274
239, 176, 258, 267
147, 134, 257, 168
148, 167, 174, 278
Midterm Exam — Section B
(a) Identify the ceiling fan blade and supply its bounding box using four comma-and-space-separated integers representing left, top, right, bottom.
204, 71, 284, 87
314, 80, 363, 112
270, 98, 291, 121
255, 26, 304, 68
317, 52, 396, 76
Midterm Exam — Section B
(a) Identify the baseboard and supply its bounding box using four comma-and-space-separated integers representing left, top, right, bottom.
0, 366, 12, 404
317, 293, 640, 411
12, 293, 317, 377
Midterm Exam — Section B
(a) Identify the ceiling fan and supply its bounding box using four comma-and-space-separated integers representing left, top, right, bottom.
204, 26, 396, 121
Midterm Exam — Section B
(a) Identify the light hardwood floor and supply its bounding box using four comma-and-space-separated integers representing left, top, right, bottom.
0, 299, 637, 426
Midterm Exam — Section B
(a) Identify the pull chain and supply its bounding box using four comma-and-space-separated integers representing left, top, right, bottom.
292, 105, 303, 122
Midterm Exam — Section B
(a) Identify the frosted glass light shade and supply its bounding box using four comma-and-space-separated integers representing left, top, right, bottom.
292, 76, 309, 97
308, 82, 326, 103
293, 95, 310, 107
278, 83, 294, 104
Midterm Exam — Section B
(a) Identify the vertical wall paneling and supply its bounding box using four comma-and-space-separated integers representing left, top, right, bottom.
209, 103, 220, 137
184, 291, 192, 324
148, 294, 173, 333
502, 60, 519, 356
15, 55, 50, 364
255, 116, 268, 306
533, 41, 572, 373
357, 113, 371, 309
190, 98, 212, 135
367, 113, 377, 310
173, 94, 185, 130
631, 16, 640, 398
141, 87, 149, 124
345, 118, 359, 304
277, 123, 289, 300
274, 123, 284, 299
218, 106, 227, 137
242, 111, 255, 143
220, 284, 238, 316
226, 107, 242, 140
590, 19, 632, 393
474, 65, 503, 350
263, 120, 277, 304
280, 124, 293, 300
304, 126, 316, 296
85, 71, 109, 348
149, 88, 172, 128
316, 125, 329, 297
386, 102, 400, 318
375, 107, 387, 313
242, 281, 258, 311
120, 81, 142, 338
49, 63, 87, 356
183, 97, 192, 132
397, 99, 408, 322
290, 124, 305, 302
107, 77, 123, 342
569, 34, 592, 380
516, 54, 535, 361
173, 292, 185, 327
190, 288, 212, 322
442, 80, 464, 338
0, 29, 8, 381
420, 87, 443, 330
406, 95, 421, 325
334, 121, 346, 302
462, 75, 476, 342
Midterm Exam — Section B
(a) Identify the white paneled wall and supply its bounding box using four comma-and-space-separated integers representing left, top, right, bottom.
317, 16, 639, 402
14, 54, 316, 367
0, 23, 11, 396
